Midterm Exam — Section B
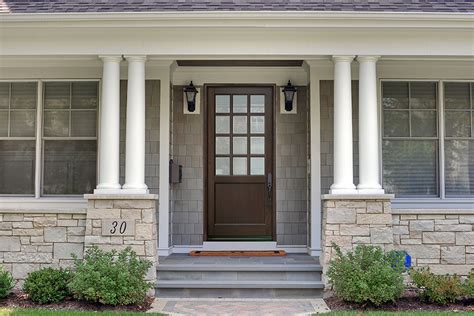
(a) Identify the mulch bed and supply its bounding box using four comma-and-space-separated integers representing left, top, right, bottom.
0, 289, 153, 312
325, 289, 474, 312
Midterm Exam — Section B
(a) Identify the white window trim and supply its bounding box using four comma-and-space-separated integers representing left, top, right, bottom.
379, 78, 474, 209
0, 78, 101, 204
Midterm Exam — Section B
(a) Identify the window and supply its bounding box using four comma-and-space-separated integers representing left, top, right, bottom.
444, 82, 474, 197
0, 80, 99, 196
382, 80, 474, 199
0, 82, 37, 195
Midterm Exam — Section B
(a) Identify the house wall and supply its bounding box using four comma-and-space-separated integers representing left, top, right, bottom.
0, 210, 86, 281
170, 83, 310, 247
276, 87, 308, 246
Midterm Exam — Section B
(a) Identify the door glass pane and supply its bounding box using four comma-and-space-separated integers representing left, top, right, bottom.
0, 111, 8, 137
250, 95, 265, 113
215, 116, 229, 134
44, 111, 69, 137
382, 82, 409, 109
215, 157, 230, 175
445, 140, 474, 196
445, 111, 471, 137
44, 82, 70, 109
383, 110, 409, 137
250, 116, 264, 134
233, 116, 247, 134
71, 111, 96, 137
411, 110, 437, 137
251, 137, 265, 154
233, 95, 247, 113
250, 157, 265, 175
72, 82, 98, 109
11, 83, 37, 109
0, 140, 36, 194
216, 137, 230, 154
0, 83, 9, 109
43, 140, 97, 195
411, 82, 437, 109
233, 137, 247, 155
216, 95, 230, 113
10, 111, 36, 137
382, 140, 438, 197
445, 82, 470, 109
233, 157, 247, 175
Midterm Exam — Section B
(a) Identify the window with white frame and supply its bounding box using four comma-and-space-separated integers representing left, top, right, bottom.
382, 80, 474, 199
0, 80, 99, 196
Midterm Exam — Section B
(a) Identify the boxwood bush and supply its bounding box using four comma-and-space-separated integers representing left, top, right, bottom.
327, 244, 406, 306
0, 265, 14, 299
410, 267, 468, 304
68, 246, 153, 305
23, 267, 72, 304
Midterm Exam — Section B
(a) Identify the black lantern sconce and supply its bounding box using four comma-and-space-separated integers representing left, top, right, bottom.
282, 80, 297, 112
184, 81, 198, 113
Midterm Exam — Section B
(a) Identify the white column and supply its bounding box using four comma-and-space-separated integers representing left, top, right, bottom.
95, 55, 122, 194
157, 62, 172, 256
330, 56, 357, 194
357, 56, 384, 194
306, 60, 322, 256
123, 56, 148, 194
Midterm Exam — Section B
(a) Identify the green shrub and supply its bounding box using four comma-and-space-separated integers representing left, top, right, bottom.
465, 269, 474, 298
23, 267, 72, 304
327, 244, 405, 306
410, 267, 465, 304
68, 246, 153, 305
0, 265, 14, 299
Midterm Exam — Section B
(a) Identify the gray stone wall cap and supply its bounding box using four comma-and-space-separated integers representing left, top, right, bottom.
0, 208, 86, 214
322, 194, 394, 200
392, 209, 474, 215
84, 194, 159, 200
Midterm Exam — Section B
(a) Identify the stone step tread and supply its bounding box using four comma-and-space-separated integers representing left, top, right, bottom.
155, 280, 325, 289
157, 263, 322, 272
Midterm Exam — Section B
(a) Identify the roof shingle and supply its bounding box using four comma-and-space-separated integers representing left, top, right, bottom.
0, 0, 473, 14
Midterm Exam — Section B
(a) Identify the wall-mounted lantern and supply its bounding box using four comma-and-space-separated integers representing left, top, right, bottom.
183, 81, 199, 113
282, 80, 297, 113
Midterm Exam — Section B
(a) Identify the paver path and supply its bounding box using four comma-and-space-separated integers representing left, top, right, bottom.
149, 298, 330, 315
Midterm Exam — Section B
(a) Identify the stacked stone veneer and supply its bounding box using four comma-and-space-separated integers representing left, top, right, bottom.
393, 211, 474, 275
84, 194, 158, 289
322, 196, 474, 287
0, 211, 86, 281
321, 195, 394, 272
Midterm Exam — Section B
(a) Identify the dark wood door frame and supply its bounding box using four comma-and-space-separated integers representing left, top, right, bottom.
203, 84, 276, 242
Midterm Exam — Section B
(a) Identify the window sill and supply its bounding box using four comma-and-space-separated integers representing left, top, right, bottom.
392, 198, 474, 213
0, 197, 87, 213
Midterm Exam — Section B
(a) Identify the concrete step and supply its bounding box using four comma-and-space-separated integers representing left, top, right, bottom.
155, 256, 323, 298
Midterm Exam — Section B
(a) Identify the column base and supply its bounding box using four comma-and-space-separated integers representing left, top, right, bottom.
94, 188, 123, 195
357, 188, 385, 195
121, 187, 150, 195
157, 247, 172, 257
329, 188, 358, 194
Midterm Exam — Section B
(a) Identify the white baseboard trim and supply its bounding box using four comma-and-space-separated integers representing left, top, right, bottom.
157, 247, 172, 256
202, 241, 277, 251
307, 247, 322, 256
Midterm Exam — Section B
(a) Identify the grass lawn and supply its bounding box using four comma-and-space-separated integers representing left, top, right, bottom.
325, 312, 474, 316
0, 308, 165, 316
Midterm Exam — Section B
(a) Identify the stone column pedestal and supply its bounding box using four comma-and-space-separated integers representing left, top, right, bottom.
84, 194, 158, 295
321, 194, 394, 288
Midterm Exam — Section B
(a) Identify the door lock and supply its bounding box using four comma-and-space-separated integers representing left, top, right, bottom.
266, 173, 272, 199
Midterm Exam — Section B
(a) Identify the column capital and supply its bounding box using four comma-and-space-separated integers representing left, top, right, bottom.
124, 55, 147, 62
332, 55, 355, 63
357, 55, 381, 63
98, 55, 123, 63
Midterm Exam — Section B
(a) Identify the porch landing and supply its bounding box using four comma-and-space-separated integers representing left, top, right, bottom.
156, 254, 323, 298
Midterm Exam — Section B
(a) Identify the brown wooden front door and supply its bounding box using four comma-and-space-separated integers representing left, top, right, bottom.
206, 86, 274, 241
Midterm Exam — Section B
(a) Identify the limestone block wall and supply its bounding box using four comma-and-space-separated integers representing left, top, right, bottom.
84, 194, 158, 288
0, 211, 86, 281
393, 211, 474, 275
321, 196, 394, 267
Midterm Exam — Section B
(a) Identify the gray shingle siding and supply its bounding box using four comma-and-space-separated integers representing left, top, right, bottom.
1, 0, 472, 14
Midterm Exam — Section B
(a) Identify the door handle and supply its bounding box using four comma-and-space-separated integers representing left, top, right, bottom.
266, 173, 272, 199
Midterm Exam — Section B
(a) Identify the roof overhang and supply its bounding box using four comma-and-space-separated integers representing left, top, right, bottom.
1, 11, 473, 29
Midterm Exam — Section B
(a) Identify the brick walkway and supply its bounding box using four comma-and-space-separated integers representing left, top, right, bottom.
148, 298, 330, 315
